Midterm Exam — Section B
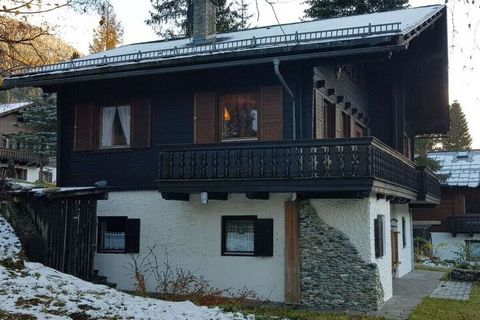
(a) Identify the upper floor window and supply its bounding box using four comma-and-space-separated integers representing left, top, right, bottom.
220, 91, 259, 141
101, 106, 131, 148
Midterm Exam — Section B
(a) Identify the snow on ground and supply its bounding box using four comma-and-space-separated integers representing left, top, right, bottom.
0, 217, 254, 320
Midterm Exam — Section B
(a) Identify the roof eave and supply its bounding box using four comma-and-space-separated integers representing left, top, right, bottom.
3, 35, 405, 89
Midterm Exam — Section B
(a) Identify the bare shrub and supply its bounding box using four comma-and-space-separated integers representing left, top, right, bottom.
127, 245, 258, 307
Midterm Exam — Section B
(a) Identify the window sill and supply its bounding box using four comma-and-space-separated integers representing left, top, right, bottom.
222, 252, 255, 257
97, 250, 127, 254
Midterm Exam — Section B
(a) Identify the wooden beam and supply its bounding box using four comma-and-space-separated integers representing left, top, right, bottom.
208, 192, 228, 200
246, 192, 270, 200
161, 192, 190, 201
285, 201, 301, 304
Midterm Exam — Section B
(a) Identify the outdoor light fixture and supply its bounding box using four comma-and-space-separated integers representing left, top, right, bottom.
200, 192, 208, 204
335, 65, 342, 80
391, 218, 399, 232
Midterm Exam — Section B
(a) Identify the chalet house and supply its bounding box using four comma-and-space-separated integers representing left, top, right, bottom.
3, 2, 448, 312
0, 102, 55, 183
413, 151, 480, 261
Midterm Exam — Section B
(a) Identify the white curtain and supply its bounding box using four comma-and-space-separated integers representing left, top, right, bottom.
104, 232, 125, 250
101, 107, 116, 147
226, 220, 254, 252
117, 106, 131, 145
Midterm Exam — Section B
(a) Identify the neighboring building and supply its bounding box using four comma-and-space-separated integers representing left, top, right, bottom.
0, 102, 56, 183
413, 150, 480, 261
3, 2, 448, 312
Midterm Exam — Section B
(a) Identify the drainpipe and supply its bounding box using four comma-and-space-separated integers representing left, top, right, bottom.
273, 59, 296, 140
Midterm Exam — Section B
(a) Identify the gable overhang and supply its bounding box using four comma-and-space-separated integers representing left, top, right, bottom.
3, 6, 447, 90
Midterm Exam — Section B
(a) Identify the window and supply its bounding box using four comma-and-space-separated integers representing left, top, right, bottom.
466, 240, 480, 260
221, 216, 273, 256
374, 215, 384, 258
402, 217, 407, 248
97, 217, 140, 254
101, 106, 131, 148
220, 91, 259, 140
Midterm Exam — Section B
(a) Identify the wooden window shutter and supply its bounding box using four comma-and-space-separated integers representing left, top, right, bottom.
74, 103, 94, 151
374, 217, 384, 258
254, 218, 274, 256
131, 98, 151, 148
315, 90, 325, 139
194, 92, 216, 144
260, 86, 283, 141
335, 106, 343, 138
126, 218, 141, 254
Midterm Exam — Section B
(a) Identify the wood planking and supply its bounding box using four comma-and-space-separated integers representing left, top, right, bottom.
74, 103, 94, 151
315, 89, 325, 139
285, 200, 301, 304
261, 86, 284, 141
194, 92, 217, 144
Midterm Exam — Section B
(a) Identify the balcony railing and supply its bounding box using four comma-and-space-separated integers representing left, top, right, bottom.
0, 148, 49, 166
416, 166, 441, 204
448, 216, 480, 235
158, 137, 423, 199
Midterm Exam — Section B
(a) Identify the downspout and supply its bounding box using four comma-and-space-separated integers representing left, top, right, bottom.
273, 59, 296, 140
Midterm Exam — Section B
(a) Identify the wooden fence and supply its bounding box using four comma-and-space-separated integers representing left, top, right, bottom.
5, 188, 107, 281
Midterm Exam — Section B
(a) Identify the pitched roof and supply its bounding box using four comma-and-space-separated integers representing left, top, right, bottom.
0, 102, 33, 117
6, 4, 445, 84
429, 150, 480, 188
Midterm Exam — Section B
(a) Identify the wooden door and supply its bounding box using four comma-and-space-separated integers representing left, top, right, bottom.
391, 231, 399, 278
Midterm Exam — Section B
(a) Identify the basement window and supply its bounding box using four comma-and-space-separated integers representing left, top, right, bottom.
374, 215, 385, 258
221, 216, 273, 257
466, 240, 480, 261
97, 216, 140, 254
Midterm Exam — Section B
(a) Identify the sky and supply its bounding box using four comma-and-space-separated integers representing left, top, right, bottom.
31, 0, 480, 148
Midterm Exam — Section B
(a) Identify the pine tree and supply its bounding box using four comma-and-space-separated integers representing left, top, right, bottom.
414, 135, 442, 172
442, 101, 472, 151
7, 93, 57, 157
304, 0, 409, 19
146, 0, 251, 39
89, 1, 124, 54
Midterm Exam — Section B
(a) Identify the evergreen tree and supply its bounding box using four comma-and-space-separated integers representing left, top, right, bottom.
304, 0, 409, 19
6, 93, 57, 157
442, 101, 473, 151
414, 135, 442, 172
146, 0, 251, 39
89, 1, 124, 53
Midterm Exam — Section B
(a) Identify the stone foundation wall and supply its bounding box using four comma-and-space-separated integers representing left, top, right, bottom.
450, 268, 480, 282
299, 201, 384, 311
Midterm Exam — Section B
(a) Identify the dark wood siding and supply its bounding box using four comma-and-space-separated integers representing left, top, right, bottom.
74, 103, 94, 151
131, 98, 152, 148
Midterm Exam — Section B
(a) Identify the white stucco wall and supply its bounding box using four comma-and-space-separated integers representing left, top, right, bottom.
369, 197, 393, 301
310, 195, 393, 302
26, 167, 39, 182
432, 232, 480, 261
391, 204, 414, 278
95, 191, 289, 302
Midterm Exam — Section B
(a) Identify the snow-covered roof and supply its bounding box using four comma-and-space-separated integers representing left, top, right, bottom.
429, 150, 480, 188
7, 4, 445, 81
0, 102, 33, 116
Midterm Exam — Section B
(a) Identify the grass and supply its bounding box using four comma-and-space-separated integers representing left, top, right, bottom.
222, 305, 384, 320
414, 263, 451, 273
410, 283, 480, 320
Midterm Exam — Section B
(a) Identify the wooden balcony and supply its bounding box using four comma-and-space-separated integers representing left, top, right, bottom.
448, 216, 480, 236
0, 148, 49, 166
414, 166, 442, 206
158, 137, 432, 201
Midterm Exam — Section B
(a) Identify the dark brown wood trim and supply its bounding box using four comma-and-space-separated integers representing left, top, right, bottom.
285, 201, 301, 304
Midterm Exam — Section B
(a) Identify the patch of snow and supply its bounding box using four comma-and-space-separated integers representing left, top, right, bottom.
0, 217, 21, 260
0, 216, 254, 319
0, 102, 33, 116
